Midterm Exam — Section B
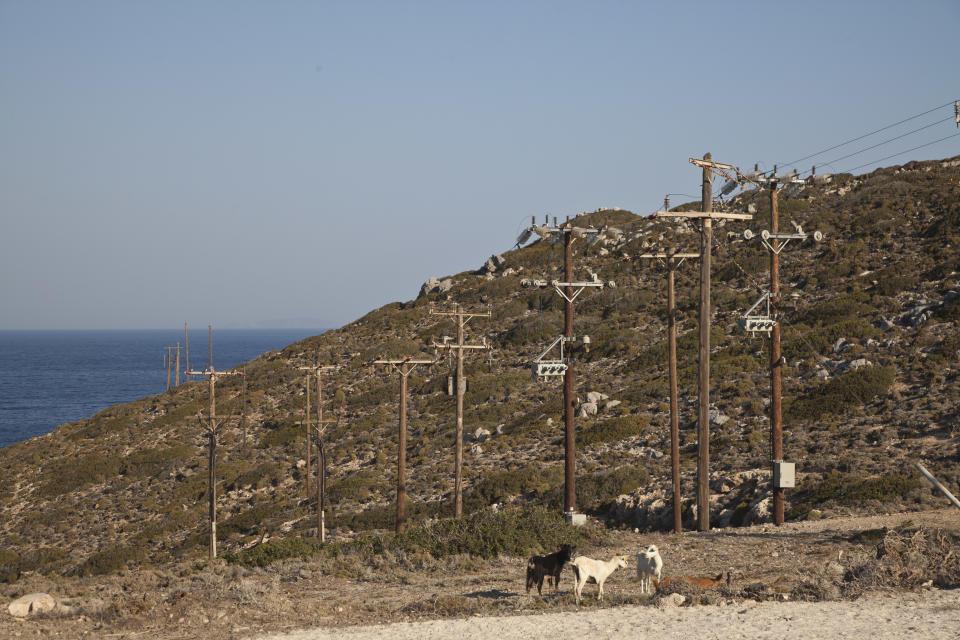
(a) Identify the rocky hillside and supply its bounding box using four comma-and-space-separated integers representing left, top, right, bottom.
1, 156, 959, 580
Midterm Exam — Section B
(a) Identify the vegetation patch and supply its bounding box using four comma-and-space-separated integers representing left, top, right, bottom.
786, 470, 924, 519
579, 415, 650, 446
787, 366, 895, 421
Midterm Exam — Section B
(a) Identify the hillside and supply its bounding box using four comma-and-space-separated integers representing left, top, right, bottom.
2, 156, 959, 581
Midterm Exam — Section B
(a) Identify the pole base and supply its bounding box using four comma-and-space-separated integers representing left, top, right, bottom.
564, 512, 587, 526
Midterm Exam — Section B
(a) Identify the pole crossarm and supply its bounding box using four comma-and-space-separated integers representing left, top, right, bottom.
521, 277, 614, 303
652, 211, 753, 221
372, 358, 437, 377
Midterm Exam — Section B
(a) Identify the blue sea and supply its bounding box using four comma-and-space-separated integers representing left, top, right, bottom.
0, 329, 323, 450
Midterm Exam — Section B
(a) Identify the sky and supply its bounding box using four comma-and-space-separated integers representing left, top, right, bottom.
1, 0, 958, 330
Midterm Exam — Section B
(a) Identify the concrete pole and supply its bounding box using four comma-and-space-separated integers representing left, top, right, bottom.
697, 152, 713, 532
770, 175, 785, 525
563, 229, 577, 515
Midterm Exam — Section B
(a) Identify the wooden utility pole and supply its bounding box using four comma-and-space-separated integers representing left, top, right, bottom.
639, 249, 700, 534
519, 215, 614, 522
184, 322, 191, 381
742, 168, 817, 526
654, 155, 752, 531
298, 364, 337, 540
186, 325, 244, 559
371, 357, 436, 534
164, 344, 182, 391
431, 304, 491, 517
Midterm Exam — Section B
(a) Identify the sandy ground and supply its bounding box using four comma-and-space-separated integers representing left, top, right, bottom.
257, 589, 960, 640
3, 508, 958, 639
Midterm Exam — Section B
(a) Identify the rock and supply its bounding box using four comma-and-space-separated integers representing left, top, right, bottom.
472, 427, 491, 442
657, 593, 686, 608
847, 358, 871, 370
648, 449, 664, 459
586, 391, 608, 404
500, 267, 515, 278
470, 443, 483, 455
832, 338, 848, 354
478, 254, 507, 275
577, 402, 598, 418
295, 459, 306, 469
709, 410, 730, 426
745, 497, 771, 525
418, 277, 454, 298
604, 400, 621, 410
8, 593, 56, 618
876, 316, 895, 330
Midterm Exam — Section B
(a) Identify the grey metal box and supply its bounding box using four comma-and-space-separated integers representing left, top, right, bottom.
565, 512, 587, 527
773, 461, 795, 488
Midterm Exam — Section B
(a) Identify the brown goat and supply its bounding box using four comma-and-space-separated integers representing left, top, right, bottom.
654, 572, 725, 590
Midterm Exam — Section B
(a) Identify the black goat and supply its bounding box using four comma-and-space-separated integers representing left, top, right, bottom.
525, 543, 574, 596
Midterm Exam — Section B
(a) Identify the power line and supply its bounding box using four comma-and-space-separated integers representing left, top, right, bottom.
774, 99, 958, 171
842, 131, 960, 174
820, 116, 955, 169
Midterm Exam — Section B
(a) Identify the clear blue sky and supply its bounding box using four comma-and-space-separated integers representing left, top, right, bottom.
1, 0, 957, 330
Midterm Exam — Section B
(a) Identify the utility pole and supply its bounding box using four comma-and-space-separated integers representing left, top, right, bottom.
653, 154, 752, 531
638, 244, 700, 534
371, 356, 437, 534
518, 215, 616, 523
298, 364, 337, 540
430, 304, 491, 518
164, 344, 182, 391
741, 168, 821, 525
184, 322, 192, 381
186, 326, 243, 559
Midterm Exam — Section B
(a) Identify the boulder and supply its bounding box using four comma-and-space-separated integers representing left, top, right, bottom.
709, 410, 730, 426
586, 391, 608, 404
472, 427, 491, 442
604, 400, 621, 410
418, 277, 454, 298
8, 593, 56, 618
577, 402, 598, 418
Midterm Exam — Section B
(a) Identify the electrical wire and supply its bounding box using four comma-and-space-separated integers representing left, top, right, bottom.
772, 99, 958, 172
841, 131, 960, 174
819, 116, 955, 169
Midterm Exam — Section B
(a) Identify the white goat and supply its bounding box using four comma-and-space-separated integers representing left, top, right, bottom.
636, 544, 663, 594
570, 555, 628, 604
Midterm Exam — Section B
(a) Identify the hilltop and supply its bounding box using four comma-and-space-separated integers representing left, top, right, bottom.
1, 156, 959, 584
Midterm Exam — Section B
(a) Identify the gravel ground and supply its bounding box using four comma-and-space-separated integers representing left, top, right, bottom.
258, 589, 960, 640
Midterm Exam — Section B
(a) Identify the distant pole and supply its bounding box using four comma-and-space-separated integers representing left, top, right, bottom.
207, 373, 217, 558
317, 371, 326, 542
208, 324, 213, 370
184, 322, 190, 379
639, 249, 700, 534
668, 261, 682, 533
165, 347, 173, 392
563, 228, 577, 515
430, 303, 491, 517
371, 357, 435, 534
769, 170, 785, 526
698, 152, 713, 532
305, 373, 312, 496
175, 343, 181, 387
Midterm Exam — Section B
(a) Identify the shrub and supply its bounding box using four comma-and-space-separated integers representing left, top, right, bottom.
580, 415, 650, 446
121, 445, 193, 478
577, 466, 650, 511
786, 470, 924, 519
788, 366, 895, 421
76, 544, 145, 576
40, 453, 122, 497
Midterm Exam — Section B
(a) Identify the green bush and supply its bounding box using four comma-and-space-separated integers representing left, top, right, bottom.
580, 415, 650, 446
121, 445, 193, 478
783, 318, 879, 361
40, 453, 122, 497
577, 466, 650, 511
788, 366, 895, 421
77, 544, 145, 576
227, 506, 587, 568
787, 471, 925, 519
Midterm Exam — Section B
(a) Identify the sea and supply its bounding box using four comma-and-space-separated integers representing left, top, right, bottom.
0, 328, 323, 450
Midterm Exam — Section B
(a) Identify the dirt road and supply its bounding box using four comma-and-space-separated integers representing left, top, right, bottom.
257, 588, 960, 640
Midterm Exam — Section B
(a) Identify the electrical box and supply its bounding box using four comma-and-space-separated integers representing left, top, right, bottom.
773, 461, 795, 488
737, 317, 777, 335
